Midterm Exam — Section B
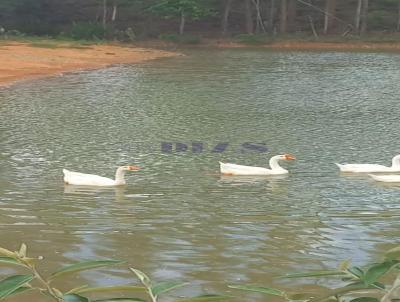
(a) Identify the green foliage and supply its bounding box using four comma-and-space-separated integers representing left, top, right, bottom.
70, 22, 106, 40
159, 33, 201, 44
234, 34, 273, 45
148, 0, 215, 20
0, 243, 225, 302
2, 243, 400, 302
229, 247, 400, 302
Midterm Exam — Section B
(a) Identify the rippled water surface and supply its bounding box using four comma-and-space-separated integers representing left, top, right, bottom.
1, 49, 400, 301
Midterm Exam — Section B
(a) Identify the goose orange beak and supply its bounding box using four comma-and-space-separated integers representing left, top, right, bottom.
128, 165, 141, 171
284, 154, 296, 160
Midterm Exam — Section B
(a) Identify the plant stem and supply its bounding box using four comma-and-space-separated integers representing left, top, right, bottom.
30, 265, 63, 302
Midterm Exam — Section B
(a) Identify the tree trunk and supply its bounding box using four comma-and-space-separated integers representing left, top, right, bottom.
398, 1, 400, 31
280, 0, 288, 33
222, 0, 233, 35
253, 0, 265, 33
179, 10, 185, 35
354, 0, 362, 33
323, 0, 336, 34
244, 0, 254, 34
287, 0, 297, 31
102, 0, 107, 28
360, 0, 368, 35
268, 0, 276, 32
111, 0, 117, 22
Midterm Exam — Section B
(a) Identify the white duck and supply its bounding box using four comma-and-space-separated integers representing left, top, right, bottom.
335, 154, 400, 173
369, 174, 400, 183
63, 165, 140, 186
219, 154, 296, 176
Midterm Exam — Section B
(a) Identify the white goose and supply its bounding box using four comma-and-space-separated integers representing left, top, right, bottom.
369, 174, 400, 183
63, 166, 140, 186
219, 154, 296, 176
335, 154, 400, 173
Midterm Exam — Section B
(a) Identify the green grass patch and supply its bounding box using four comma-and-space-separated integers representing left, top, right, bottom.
29, 42, 59, 49
159, 33, 201, 44
234, 33, 274, 45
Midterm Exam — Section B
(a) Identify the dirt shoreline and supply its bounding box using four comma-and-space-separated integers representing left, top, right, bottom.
0, 42, 178, 87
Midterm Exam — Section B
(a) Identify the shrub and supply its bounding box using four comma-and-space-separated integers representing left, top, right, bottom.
70, 22, 105, 40
159, 33, 201, 44
234, 33, 273, 45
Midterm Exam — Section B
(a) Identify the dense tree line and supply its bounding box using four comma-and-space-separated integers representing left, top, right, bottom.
0, 0, 400, 39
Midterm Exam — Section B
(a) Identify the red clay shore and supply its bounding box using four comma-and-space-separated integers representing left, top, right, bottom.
0, 42, 177, 87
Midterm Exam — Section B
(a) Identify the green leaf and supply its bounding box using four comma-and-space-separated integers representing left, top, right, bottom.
151, 281, 187, 297
93, 299, 145, 302
51, 260, 124, 279
228, 285, 286, 297
364, 261, 399, 285
385, 246, 400, 260
63, 293, 90, 302
371, 282, 385, 290
310, 284, 369, 302
281, 270, 346, 279
177, 294, 232, 301
0, 275, 34, 299
347, 267, 364, 279
349, 298, 379, 302
0, 257, 27, 268
129, 268, 151, 288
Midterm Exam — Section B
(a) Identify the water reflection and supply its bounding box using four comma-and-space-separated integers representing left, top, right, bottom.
64, 184, 127, 202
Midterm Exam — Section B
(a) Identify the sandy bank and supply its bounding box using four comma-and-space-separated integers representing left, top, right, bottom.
0, 42, 177, 87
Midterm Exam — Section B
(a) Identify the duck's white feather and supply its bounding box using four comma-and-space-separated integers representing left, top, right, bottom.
63, 169, 117, 186
219, 162, 281, 176
369, 174, 400, 183
335, 163, 392, 173
335, 155, 400, 173
219, 154, 292, 176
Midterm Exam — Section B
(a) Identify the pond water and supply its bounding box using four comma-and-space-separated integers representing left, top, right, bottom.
1, 49, 400, 301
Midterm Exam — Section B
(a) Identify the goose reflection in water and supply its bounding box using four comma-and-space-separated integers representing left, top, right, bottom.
63, 184, 127, 202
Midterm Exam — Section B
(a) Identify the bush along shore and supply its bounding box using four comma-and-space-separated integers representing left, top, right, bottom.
1, 244, 400, 301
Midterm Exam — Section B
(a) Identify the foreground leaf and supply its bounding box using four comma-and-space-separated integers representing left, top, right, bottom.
178, 294, 232, 301
74, 286, 145, 295
347, 267, 364, 279
282, 270, 346, 279
364, 261, 399, 285
51, 260, 124, 279
63, 293, 90, 302
18, 244, 27, 258
385, 246, 400, 260
310, 284, 369, 302
93, 299, 146, 302
0, 275, 34, 299
129, 268, 151, 288
0, 257, 27, 268
228, 285, 286, 297
0, 247, 16, 258
151, 281, 187, 297
349, 298, 379, 302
